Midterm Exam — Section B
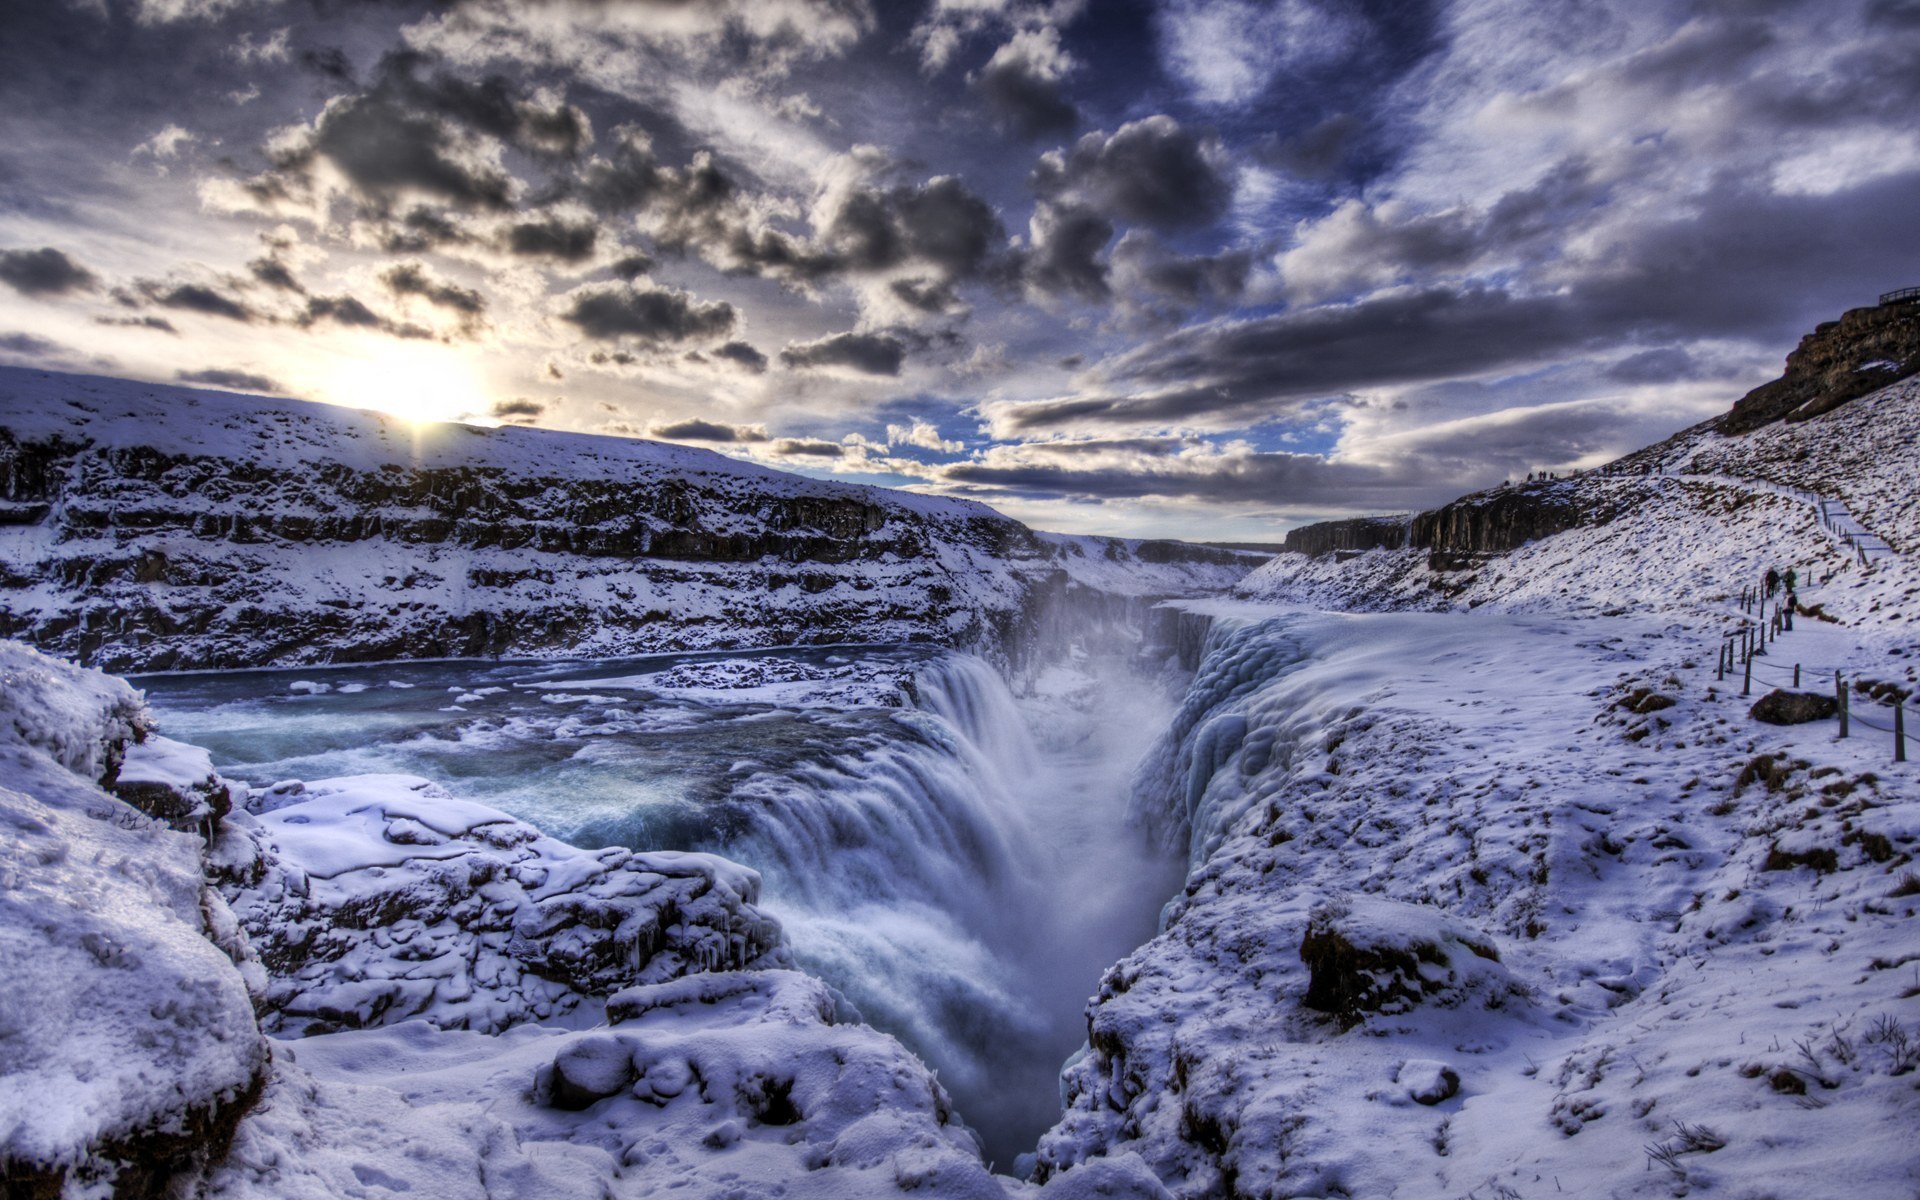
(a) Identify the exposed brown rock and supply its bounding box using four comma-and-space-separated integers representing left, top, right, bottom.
1720, 300, 1920, 434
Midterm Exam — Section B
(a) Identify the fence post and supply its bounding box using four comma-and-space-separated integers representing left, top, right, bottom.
1837, 671, 1848, 738
1897, 702, 1908, 764
1743, 648, 1752, 697
1794, 663, 1801, 688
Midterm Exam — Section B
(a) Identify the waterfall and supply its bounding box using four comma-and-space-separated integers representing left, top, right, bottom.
710, 650, 1175, 1169
1128, 617, 1311, 866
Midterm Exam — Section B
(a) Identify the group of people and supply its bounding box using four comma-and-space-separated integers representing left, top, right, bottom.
1765, 565, 1798, 601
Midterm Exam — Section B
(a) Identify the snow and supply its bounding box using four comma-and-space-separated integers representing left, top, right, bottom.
116, 733, 219, 792
0, 640, 265, 1187
219, 772, 790, 1034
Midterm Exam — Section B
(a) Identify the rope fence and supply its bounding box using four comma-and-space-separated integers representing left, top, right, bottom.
1713, 566, 1911, 763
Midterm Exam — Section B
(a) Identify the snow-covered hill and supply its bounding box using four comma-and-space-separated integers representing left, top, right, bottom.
0, 367, 1257, 673
1236, 378, 1920, 637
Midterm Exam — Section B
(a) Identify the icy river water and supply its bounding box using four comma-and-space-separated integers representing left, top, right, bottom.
137, 645, 1184, 1168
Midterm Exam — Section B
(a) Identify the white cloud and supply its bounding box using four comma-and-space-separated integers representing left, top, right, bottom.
1153, 0, 1363, 106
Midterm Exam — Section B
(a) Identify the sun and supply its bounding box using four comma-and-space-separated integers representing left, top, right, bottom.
320, 344, 489, 426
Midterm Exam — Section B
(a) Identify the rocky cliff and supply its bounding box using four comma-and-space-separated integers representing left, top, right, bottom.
1279, 514, 1409, 558
1719, 297, 1920, 433
0, 367, 1255, 672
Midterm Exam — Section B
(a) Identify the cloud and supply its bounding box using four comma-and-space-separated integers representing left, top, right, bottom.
177, 367, 283, 393
973, 26, 1078, 139
248, 255, 304, 292
1110, 229, 1251, 321
240, 52, 596, 218
297, 294, 433, 339
772, 438, 846, 458
0, 331, 67, 357
0, 247, 98, 296
1154, 0, 1367, 106
490, 397, 544, 419
608, 251, 654, 280
97, 315, 179, 333
887, 419, 964, 453
1033, 116, 1234, 230
779, 329, 905, 375
501, 212, 599, 260
381, 261, 486, 328
1023, 201, 1112, 301
559, 281, 737, 344
138, 281, 257, 322
711, 340, 769, 372
649, 418, 769, 443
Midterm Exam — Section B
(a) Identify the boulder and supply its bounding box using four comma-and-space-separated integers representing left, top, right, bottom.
1398, 1059, 1461, 1106
1750, 688, 1838, 725
1300, 895, 1520, 1023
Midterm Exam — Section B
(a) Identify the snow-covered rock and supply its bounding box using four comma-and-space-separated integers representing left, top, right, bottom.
220, 773, 791, 1034
0, 641, 266, 1194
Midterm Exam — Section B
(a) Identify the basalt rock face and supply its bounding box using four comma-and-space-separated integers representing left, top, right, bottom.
0, 368, 1251, 672
1720, 300, 1920, 434
1409, 481, 1593, 558
1280, 515, 1410, 558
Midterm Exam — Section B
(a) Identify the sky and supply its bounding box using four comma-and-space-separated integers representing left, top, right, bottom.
1, 0, 1916, 540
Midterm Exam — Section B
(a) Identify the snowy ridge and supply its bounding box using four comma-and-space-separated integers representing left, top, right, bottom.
0, 366, 1257, 674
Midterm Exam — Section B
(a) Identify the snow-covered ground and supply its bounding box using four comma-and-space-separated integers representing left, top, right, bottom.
1040, 606, 1920, 1197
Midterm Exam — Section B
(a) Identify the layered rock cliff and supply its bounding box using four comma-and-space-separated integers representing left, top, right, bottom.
0, 367, 1255, 672
1718, 297, 1920, 433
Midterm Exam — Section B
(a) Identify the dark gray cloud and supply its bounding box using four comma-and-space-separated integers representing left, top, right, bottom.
650, 418, 768, 443
973, 30, 1078, 140
503, 213, 599, 261
560, 282, 737, 345
143, 281, 257, 322
0, 247, 97, 296
0, 331, 66, 356
822, 175, 1004, 279
381, 261, 486, 324
779, 330, 906, 375
1604, 346, 1710, 384
772, 438, 846, 458
247, 255, 305, 293
298, 294, 433, 339
1111, 230, 1251, 320
711, 340, 768, 372
253, 50, 594, 217
1024, 202, 1113, 301
490, 398, 544, 419
97, 315, 179, 334
177, 367, 283, 393
1033, 116, 1233, 231
609, 251, 654, 280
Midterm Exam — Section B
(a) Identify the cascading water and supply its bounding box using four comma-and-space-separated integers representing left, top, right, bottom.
139, 643, 1186, 1169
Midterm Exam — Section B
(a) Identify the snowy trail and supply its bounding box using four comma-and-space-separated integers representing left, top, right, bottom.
1667, 471, 1898, 563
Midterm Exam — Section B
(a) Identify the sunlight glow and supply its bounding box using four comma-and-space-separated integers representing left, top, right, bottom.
319, 344, 489, 426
